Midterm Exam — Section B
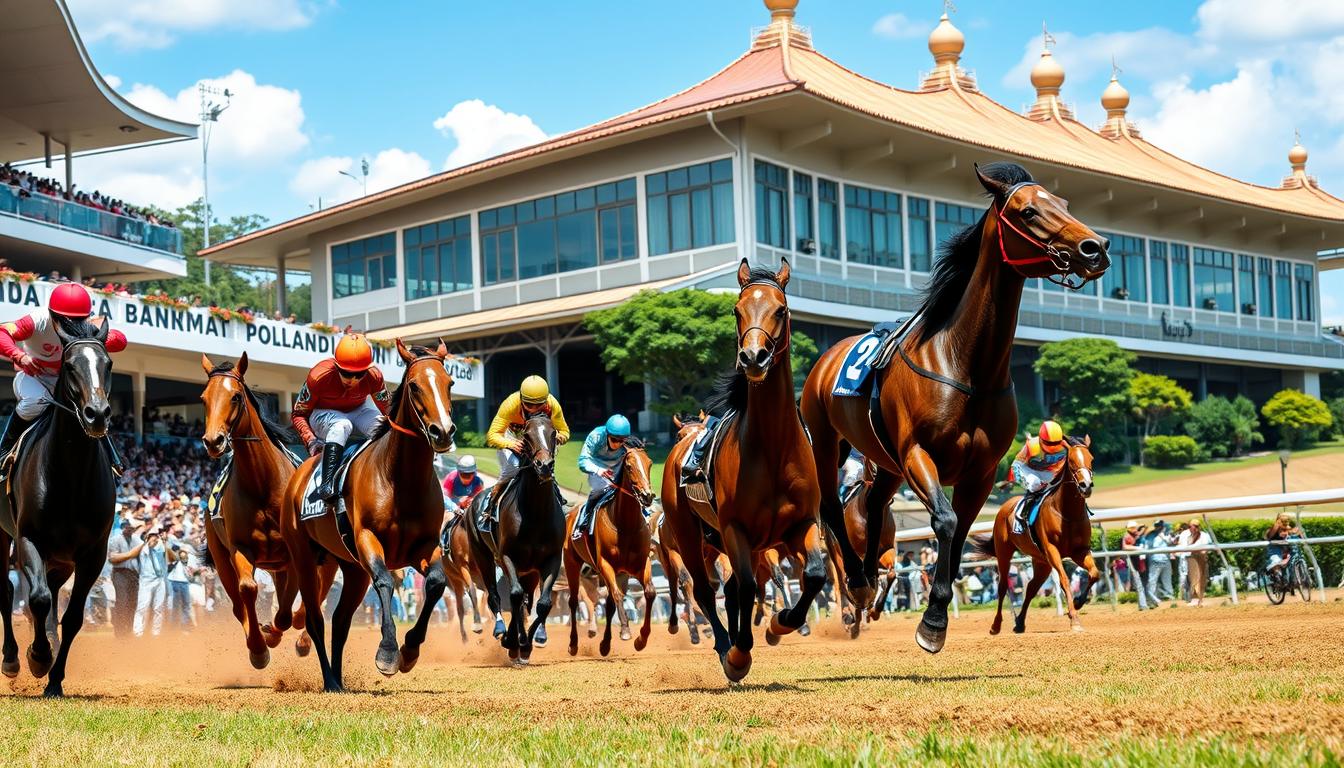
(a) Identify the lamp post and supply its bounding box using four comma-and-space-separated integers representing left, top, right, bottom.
1278, 448, 1291, 494
338, 157, 370, 197
199, 84, 232, 286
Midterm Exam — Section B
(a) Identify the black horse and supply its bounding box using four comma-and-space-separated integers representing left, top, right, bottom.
465, 414, 565, 664
0, 315, 115, 697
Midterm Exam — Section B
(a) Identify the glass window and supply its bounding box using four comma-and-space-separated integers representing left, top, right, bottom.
1099, 232, 1146, 301
1170, 244, 1190, 307
1257, 257, 1274, 318
479, 179, 635, 284
1149, 240, 1169, 305
1238, 255, 1256, 314
907, 197, 932, 272
1294, 263, 1314, 322
404, 215, 471, 299
1274, 260, 1292, 320
844, 184, 903, 268
1193, 247, 1234, 312
817, 179, 839, 260
935, 202, 979, 254
647, 159, 734, 256
331, 232, 396, 298
754, 160, 789, 249
793, 172, 814, 254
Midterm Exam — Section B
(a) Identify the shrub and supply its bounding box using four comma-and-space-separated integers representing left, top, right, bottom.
1143, 435, 1200, 467
455, 431, 486, 449
1184, 395, 1262, 458
1329, 397, 1344, 439
1261, 389, 1333, 448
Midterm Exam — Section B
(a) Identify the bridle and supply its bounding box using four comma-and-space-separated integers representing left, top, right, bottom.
45, 338, 108, 422
736, 278, 791, 371
386, 354, 451, 442
519, 414, 556, 484
1059, 444, 1095, 516
995, 181, 1092, 291
205, 369, 264, 451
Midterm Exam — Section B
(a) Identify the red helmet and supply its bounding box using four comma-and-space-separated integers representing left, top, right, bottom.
334, 334, 373, 372
49, 283, 92, 318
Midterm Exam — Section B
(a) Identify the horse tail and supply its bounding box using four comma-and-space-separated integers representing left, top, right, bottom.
967, 533, 996, 560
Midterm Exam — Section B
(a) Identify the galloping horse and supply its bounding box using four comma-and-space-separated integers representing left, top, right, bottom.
200, 353, 310, 668
654, 415, 707, 645
971, 436, 1099, 634
441, 516, 486, 643
662, 258, 826, 683
564, 438, 656, 656
0, 315, 114, 696
465, 413, 565, 664
282, 340, 456, 692
801, 163, 1109, 655
841, 465, 899, 625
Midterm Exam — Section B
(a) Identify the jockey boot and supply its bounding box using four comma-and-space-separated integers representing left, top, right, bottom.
572, 489, 602, 540
0, 413, 34, 483
680, 447, 707, 486
309, 442, 343, 504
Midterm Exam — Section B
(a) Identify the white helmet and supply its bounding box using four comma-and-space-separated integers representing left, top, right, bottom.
458, 455, 477, 473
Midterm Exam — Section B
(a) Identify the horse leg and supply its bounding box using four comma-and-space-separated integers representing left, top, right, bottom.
1044, 544, 1081, 632
498, 555, 525, 660
41, 557, 97, 698
661, 550, 680, 636
1014, 560, 1050, 634
804, 411, 871, 605
596, 557, 622, 657
862, 470, 901, 610
296, 559, 335, 658
286, 503, 339, 692
263, 568, 294, 648
0, 530, 17, 677
1074, 552, 1100, 611
208, 532, 245, 626
473, 546, 507, 641
564, 546, 582, 656
15, 536, 54, 677
720, 524, 756, 683
523, 552, 561, 664
398, 547, 446, 673
678, 567, 701, 645
329, 562, 369, 690
635, 556, 655, 652
353, 532, 401, 676
870, 551, 897, 623
767, 521, 827, 644
990, 536, 1012, 635
463, 566, 484, 633
231, 551, 270, 670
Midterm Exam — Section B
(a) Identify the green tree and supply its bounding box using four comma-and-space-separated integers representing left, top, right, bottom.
585, 288, 815, 417
1261, 389, 1333, 449
1184, 395, 1263, 458
1330, 397, 1344, 440
1034, 338, 1136, 461
1129, 373, 1192, 465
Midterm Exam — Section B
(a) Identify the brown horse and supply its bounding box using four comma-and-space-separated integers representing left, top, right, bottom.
441, 516, 485, 643
282, 339, 456, 692
200, 353, 312, 669
971, 436, 1099, 634
564, 439, 657, 656
841, 464, 899, 624
662, 258, 826, 683
800, 162, 1109, 655
651, 501, 705, 645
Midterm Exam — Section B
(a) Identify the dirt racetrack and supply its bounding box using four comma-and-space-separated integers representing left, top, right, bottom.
1, 596, 1341, 766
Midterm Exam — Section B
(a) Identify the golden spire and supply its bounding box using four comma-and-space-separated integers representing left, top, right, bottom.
1282, 130, 1316, 189
919, 3, 977, 92
1099, 58, 1138, 138
753, 0, 812, 51
1026, 23, 1072, 121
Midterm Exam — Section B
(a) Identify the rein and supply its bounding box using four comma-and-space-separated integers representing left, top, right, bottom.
43, 338, 106, 421
384, 354, 447, 441
206, 370, 264, 448
994, 182, 1092, 291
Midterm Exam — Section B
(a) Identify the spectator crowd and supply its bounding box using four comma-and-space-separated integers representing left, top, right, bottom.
1, 163, 177, 234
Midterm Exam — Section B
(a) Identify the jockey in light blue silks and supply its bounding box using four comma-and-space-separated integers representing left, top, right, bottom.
572, 414, 632, 540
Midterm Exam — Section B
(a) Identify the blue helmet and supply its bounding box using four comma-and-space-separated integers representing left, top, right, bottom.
605, 414, 632, 437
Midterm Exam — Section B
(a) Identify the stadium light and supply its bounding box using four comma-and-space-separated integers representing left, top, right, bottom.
338, 157, 370, 197
199, 84, 233, 286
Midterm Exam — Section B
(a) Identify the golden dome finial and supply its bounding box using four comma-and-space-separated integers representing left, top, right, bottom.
763, 0, 798, 21
1289, 130, 1308, 171
1030, 23, 1064, 91
1101, 58, 1130, 115
928, 4, 965, 67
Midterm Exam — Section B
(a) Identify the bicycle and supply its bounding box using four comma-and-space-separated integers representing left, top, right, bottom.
1263, 541, 1312, 605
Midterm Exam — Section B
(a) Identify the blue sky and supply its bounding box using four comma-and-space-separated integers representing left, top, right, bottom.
62, 0, 1343, 320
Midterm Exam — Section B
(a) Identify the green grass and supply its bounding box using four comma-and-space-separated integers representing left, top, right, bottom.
1094, 438, 1344, 489
457, 442, 672, 494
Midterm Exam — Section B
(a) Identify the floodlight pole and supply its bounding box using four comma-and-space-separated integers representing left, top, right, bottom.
199, 84, 232, 286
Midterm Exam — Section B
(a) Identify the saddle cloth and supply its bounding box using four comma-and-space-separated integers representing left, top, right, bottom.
679, 411, 736, 528
299, 439, 374, 558
207, 441, 303, 523
831, 316, 916, 397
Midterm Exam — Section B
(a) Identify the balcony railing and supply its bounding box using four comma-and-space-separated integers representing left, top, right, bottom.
0, 184, 183, 255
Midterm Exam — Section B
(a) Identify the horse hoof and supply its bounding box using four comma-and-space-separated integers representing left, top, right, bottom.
668, 622, 679, 635
753, 613, 764, 627
852, 586, 876, 613
1012, 623, 1026, 635
507, 645, 520, 661
688, 630, 701, 645
599, 638, 612, 657
1071, 624, 1084, 633
866, 607, 883, 623
721, 648, 751, 683
26, 648, 52, 679
512, 656, 530, 667
471, 622, 483, 634
841, 611, 855, 626
634, 634, 648, 652
848, 620, 861, 640
568, 642, 578, 657
799, 623, 811, 638
261, 624, 283, 649
492, 619, 506, 639
41, 683, 63, 698
768, 612, 794, 639
1, 659, 18, 678
375, 649, 400, 677
619, 628, 631, 642
248, 648, 271, 670
295, 635, 312, 658
915, 621, 947, 654
586, 628, 598, 639
398, 646, 420, 673
534, 628, 548, 647
765, 628, 780, 647
989, 624, 1002, 636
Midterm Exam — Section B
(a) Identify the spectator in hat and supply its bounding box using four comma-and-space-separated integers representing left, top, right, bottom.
134, 526, 169, 636
1120, 521, 1150, 611
1180, 519, 1211, 607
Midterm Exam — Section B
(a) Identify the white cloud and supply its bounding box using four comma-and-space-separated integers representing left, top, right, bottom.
1196, 0, 1344, 45
432, 100, 547, 170
67, 0, 318, 49
103, 74, 122, 90
872, 13, 924, 40
289, 148, 432, 208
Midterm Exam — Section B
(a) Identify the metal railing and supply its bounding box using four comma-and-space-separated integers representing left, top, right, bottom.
0, 184, 183, 255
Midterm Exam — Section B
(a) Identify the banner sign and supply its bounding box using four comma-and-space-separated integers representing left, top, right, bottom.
0, 279, 484, 398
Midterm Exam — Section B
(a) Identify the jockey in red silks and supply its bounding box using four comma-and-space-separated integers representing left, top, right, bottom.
0, 283, 127, 474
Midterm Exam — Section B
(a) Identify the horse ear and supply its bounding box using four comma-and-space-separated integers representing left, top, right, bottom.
396, 338, 414, 365
673, 414, 684, 430
736, 258, 751, 288
237, 352, 249, 377
975, 163, 1009, 200
435, 338, 448, 360
53, 317, 73, 349
698, 409, 707, 421
93, 318, 110, 344
775, 258, 791, 290
201, 354, 214, 376
1083, 434, 1091, 448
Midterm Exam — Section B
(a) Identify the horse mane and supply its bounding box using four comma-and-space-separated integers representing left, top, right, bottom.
914, 161, 1033, 342
1065, 435, 1087, 447
742, 264, 785, 291
623, 435, 646, 451
209, 360, 295, 445
704, 369, 747, 416
369, 346, 433, 441
52, 312, 100, 342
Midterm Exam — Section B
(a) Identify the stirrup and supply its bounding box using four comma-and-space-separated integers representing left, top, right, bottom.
684, 479, 712, 505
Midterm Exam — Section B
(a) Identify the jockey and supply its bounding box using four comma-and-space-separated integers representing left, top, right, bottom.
1009, 420, 1069, 532
291, 334, 391, 503
485, 375, 570, 485
838, 446, 865, 502
0, 283, 127, 475
572, 414, 633, 540
442, 454, 484, 519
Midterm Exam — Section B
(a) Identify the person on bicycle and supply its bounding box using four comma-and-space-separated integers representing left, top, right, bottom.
1265, 512, 1302, 578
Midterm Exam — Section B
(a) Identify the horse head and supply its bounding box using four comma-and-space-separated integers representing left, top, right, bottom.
52, 314, 112, 439
734, 258, 791, 384
520, 413, 557, 480
976, 163, 1110, 288
1066, 435, 1094, 498
620, 437, 655, 508
199, 352, 250, 459
394, 338, 457, 453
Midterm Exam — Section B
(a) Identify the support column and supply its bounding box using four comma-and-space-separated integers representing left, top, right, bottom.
475, 358, 490, 433
278, 389, 294, 422
638, 382, 656, 436
544, 328, 559, 394
276, 256, 288, 316
70, 264, 82, 282
1197, 363, 1208, 400
132, 371, 146, 443
1032, 369, 1045, 411
1303, 371, 1321, 399
64, 143, 72, 194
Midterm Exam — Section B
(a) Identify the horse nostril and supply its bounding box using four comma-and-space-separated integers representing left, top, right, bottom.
83, 406, 98, 422
754, 348, 769, 366
737, 350, 753, 368
427, 424, 443, 441
1079, 238, 1103, 257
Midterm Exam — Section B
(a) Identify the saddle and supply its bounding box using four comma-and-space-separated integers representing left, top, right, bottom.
830, 316, 917, 398
1012, 477, 1063, 552
299, 440, 373, 559
440, 507, 465, 552
679, 412, 735, 528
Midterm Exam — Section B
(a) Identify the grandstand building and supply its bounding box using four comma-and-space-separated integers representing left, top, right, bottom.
203, 0, 1344, 435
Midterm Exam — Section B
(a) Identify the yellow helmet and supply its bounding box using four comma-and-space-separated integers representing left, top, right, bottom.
520, 375, 550, 405
1039, 420, 1064, 446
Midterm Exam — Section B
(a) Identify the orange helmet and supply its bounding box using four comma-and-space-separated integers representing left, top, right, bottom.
333, 334, 373, 372
49, 283, 93, 318
1038, 420, 1065, 446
